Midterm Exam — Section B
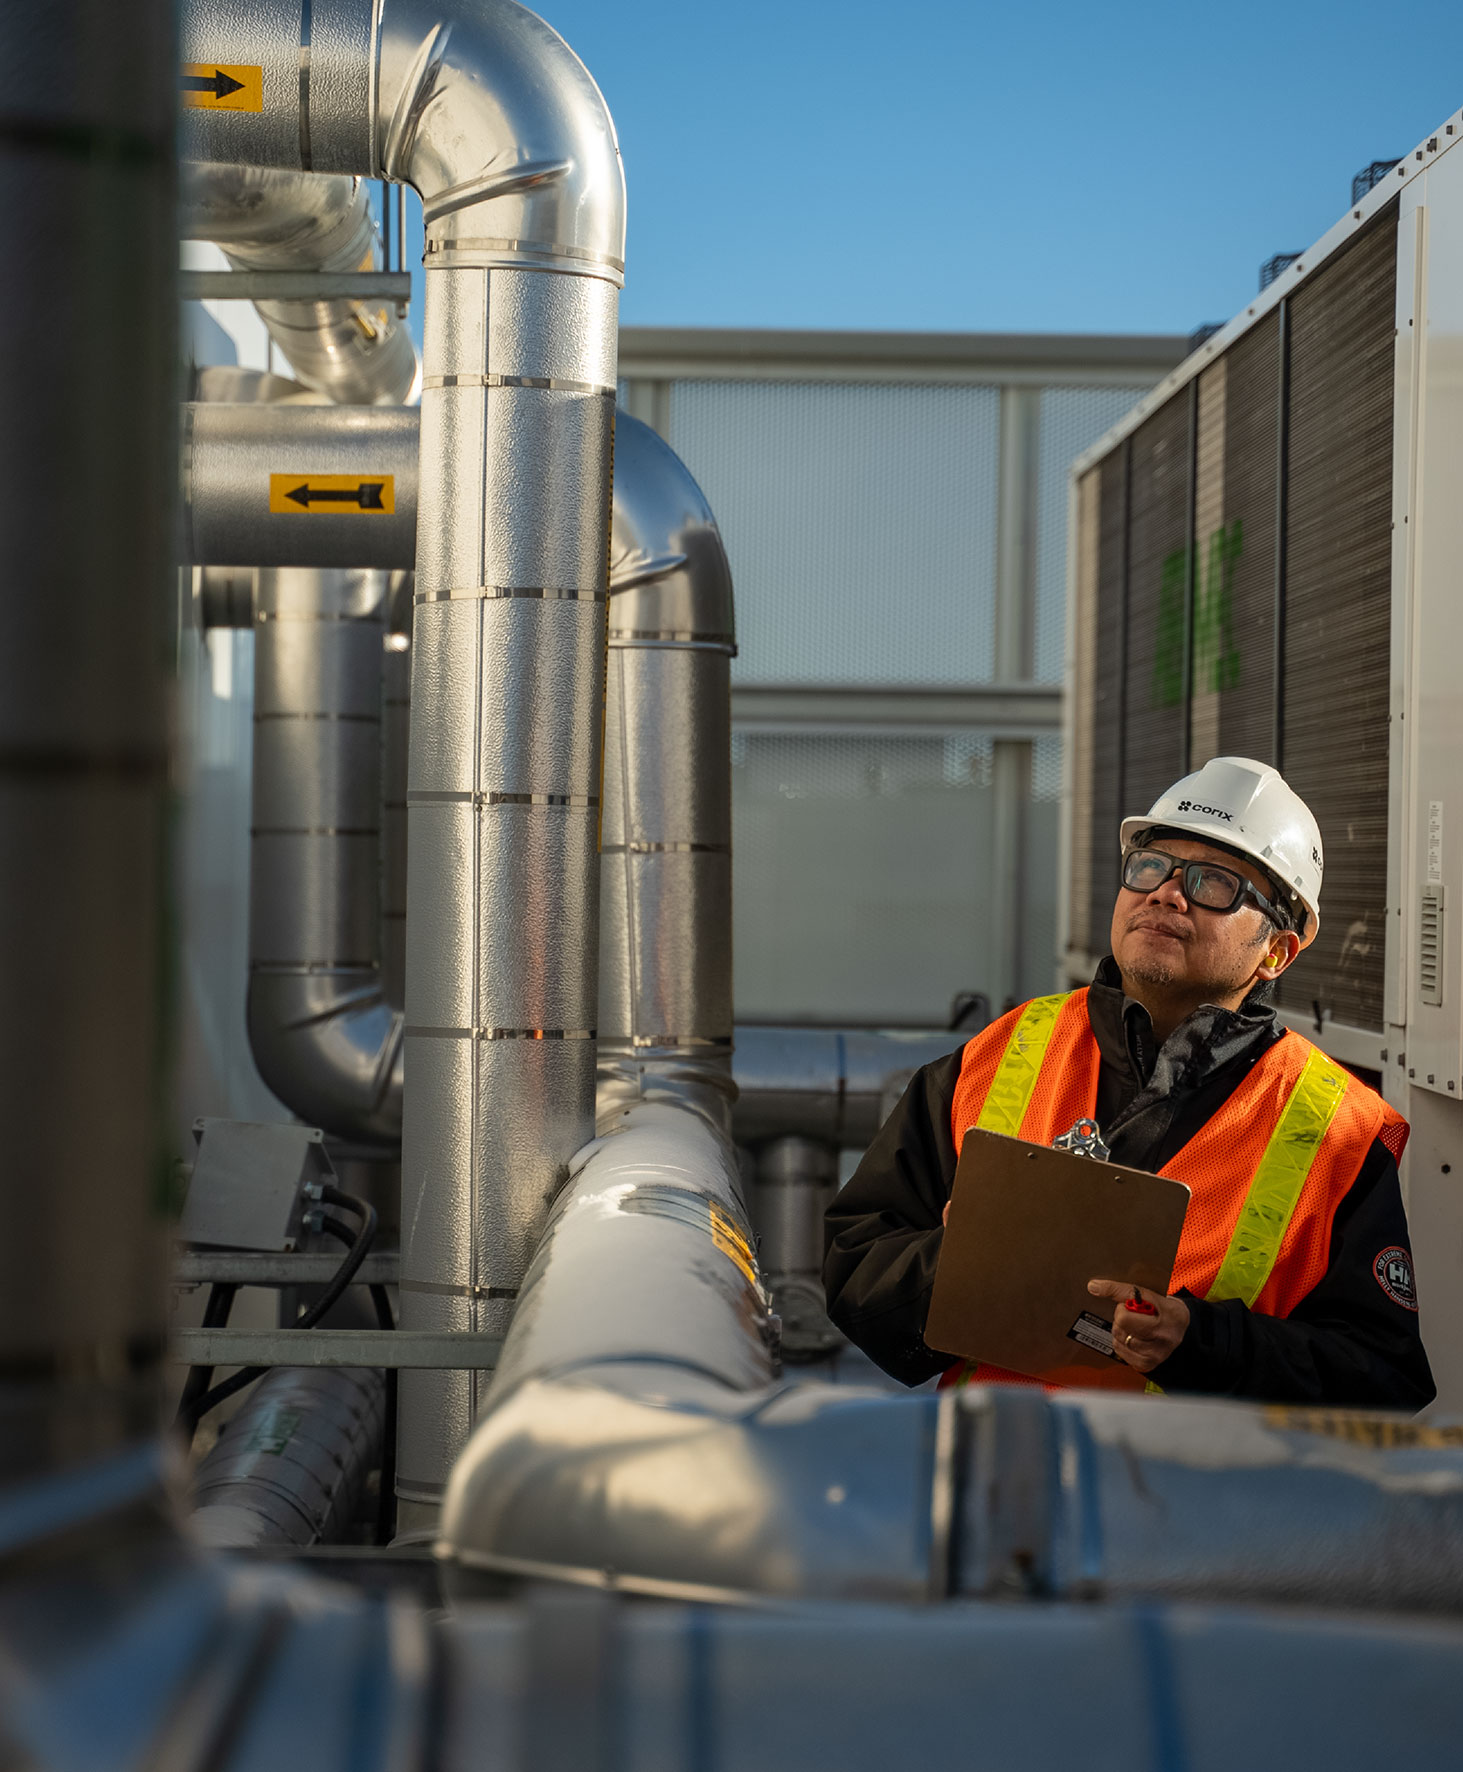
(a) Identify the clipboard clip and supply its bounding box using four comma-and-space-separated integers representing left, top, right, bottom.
1051, 1117, 1111, 1162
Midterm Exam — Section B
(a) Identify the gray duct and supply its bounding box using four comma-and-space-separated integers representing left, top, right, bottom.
182, 161, 417, 405
191, 1365, 385, 1548
182, 0, 627, 1523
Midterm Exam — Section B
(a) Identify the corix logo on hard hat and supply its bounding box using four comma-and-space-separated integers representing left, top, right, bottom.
1177, 799, 1235, 822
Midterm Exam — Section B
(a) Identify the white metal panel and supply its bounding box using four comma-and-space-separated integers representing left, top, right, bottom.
1398, 144, 1463, 1103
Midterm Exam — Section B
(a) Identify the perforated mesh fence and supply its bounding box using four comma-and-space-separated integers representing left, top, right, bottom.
1036, 387, 1153, 683
732, 729, 1015, 1023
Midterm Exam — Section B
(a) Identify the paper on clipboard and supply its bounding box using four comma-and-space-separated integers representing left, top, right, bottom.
924, 1126, 1191, 1391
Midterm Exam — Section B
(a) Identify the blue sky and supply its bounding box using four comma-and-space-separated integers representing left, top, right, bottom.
395, 1, 1463, 340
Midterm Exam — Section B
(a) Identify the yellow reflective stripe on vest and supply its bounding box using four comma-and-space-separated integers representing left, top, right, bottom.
1204, 1044, 1349, 1309
975, 993, 1073, 1138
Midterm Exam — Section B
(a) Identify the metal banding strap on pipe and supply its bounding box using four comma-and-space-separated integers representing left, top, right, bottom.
406, 790, 599, 807
410, 591, 609, 606
600, 842, 729, 855
407, 1028, 597, 1040
1206, 1046, 1349, 1309
975, 993, 1073, 1139
422, 373, 617, 396
425, 235, 625, 274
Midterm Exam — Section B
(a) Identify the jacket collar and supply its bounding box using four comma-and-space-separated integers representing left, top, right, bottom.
1088, 954, 1283, 1136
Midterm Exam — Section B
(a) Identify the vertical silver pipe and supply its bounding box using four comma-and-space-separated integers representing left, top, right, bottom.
597, 415, 736, 1129
180, 0, 627, 1524
248, 564, 405, 1141
0, 0, 175, 1481
382, 573, 413, 1010
382, 0, 626, 1529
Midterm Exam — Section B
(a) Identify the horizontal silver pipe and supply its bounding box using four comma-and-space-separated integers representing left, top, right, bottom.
732, 1025, 967, 1147
183, 401, 418, 568
439, 1099, 1463, 1611
21, 1444, 1463, 1772
191, 1365, 384, 1548
181, 162, 417, 406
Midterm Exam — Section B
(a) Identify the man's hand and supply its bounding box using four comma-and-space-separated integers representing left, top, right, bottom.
1086, 1279, 1189, 1374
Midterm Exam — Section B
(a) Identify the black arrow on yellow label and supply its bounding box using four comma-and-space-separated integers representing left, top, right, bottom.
269, 473, 395, 514
287, 481, 385, 510
181, 68, 245, 101
180, 62, 263, 112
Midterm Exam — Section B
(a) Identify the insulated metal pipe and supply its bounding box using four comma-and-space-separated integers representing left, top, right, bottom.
753, 1136, 843, 1360
181, 0, 626, 1525
249, 564, 404, 1141
181, 161, 417, 405
0, 0, 175, 1483
732, 1026, 967, 1147
439, 1108, 1463, 1613
191, 1365, 385, 1548
183, 399, 418, 568
598, 415, 737, 1129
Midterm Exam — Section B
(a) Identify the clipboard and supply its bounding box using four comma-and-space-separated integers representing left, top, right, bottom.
924, 1127, 1191, 1391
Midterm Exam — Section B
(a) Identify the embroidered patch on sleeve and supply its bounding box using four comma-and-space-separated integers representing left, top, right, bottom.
1373, 1246, 1419, 1311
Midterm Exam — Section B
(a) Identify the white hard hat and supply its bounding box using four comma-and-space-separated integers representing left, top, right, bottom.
1119, 756, 1322, 943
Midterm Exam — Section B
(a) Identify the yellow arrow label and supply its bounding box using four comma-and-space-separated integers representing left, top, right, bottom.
181, 64, 263, 112
269, 474, 395, 515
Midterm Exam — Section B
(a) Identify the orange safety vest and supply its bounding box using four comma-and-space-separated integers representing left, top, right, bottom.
942, 988, 1408, 1391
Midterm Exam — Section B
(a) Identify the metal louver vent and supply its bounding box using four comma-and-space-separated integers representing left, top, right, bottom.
1276, 203, 1397, 1033
1421, 885, 1445, 1008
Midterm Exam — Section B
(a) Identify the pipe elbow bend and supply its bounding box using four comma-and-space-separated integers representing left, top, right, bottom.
248, 970, 403, 1145
375, 0, 626, 272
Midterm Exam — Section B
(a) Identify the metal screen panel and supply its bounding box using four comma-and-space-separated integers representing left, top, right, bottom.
1213, 310, 1280, 761
732, 730, 995, 1023
1276, 205, 1398, 1032
668, 380, 1000, 686
1036, 387, 1153, 684
1086, 448, 1128, 957
1122, 392, 1192, 821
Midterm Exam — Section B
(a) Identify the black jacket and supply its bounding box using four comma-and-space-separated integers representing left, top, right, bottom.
823, 961, 1435, 1409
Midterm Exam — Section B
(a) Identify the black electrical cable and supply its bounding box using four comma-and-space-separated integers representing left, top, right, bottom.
177, 1188, 379, 1436
173, 1282, 239, 1427
314, 1218, 400, 1547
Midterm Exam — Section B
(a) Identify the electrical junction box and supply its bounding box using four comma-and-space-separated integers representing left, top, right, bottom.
179, 1118, 335, 1251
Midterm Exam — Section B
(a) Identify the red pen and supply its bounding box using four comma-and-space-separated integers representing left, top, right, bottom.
1125, 1289, 1158, 1316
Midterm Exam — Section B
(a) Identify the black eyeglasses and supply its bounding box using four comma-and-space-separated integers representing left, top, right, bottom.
1121, 846, 1283, 924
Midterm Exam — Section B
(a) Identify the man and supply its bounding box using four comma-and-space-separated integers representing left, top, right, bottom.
823, 757, 1434, 1407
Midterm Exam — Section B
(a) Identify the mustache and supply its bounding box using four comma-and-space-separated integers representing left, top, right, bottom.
1125, 911, 1192, 941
